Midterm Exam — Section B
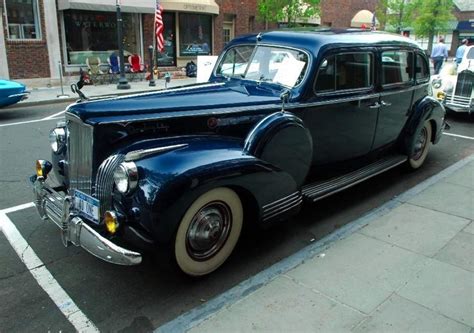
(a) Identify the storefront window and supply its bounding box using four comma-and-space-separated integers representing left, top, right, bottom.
63, 10, 140, 65
179, 13, 212, 56
157, 12, 176, 66
5, 0, 41, 39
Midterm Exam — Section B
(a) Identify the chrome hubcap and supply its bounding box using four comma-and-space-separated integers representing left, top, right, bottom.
412, 127, 427, 161
186, 201, 231, 261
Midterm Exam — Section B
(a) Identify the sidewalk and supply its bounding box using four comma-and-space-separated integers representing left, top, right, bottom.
10, 77, 197, 108
159, 155, 474, 333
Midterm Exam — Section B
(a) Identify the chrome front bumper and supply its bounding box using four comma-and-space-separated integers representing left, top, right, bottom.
32, 175, 142, 265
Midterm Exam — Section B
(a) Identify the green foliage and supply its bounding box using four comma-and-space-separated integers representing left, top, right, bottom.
408, 0, 454, 38
376, 0, 410, 33
257, 0, 321, 27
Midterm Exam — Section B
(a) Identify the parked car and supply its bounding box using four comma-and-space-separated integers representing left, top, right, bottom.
431, 45, 474, 113
0, 79, 29, 107
32, 29, 446, 276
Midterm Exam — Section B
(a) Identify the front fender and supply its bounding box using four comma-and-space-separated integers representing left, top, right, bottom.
121, 136, 297, 244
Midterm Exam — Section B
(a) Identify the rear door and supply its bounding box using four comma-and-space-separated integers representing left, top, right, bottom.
372, 49, 415, 149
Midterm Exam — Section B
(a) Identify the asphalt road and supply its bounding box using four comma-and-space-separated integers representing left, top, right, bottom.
0, 102, 473, 332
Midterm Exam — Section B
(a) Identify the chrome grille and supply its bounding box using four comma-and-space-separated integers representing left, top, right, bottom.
445, 94, 471, 107
94, 154, 125, 215
454, 71, 474, 98
67, 115, 94, 195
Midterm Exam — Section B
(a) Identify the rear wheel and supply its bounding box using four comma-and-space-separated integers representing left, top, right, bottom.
174, 187, 243, 276
407, 120, 432, 169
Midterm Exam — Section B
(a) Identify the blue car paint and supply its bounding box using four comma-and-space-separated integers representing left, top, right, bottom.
54, 29, 446, 251
0, 80, 27, 107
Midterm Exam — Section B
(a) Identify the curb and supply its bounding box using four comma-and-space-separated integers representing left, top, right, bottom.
155, 154, 474, 333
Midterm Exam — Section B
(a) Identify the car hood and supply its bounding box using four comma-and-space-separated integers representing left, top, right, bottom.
66, 81, 284, 123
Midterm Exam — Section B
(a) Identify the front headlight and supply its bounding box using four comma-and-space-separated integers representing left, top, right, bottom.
113, 161, 138, 194
432, 78, 442, 89
49, 127, 66, 153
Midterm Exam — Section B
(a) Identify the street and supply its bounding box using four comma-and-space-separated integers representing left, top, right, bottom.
0, 102, 473, 332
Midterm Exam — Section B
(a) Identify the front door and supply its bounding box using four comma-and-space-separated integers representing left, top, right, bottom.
303, 51, 379, 165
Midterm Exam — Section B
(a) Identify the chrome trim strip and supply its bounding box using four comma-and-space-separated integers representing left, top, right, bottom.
379, 82, 429, 97
262, 191, 299, 210
263, 198, 303, 222
262, 191, 303, 221
125, 144, 188, 162
65, 83, 226, 109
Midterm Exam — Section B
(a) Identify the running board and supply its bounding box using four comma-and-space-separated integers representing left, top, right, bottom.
302, 155, 408, 203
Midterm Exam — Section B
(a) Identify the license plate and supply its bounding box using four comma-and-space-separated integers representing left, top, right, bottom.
73, 190, 100, 224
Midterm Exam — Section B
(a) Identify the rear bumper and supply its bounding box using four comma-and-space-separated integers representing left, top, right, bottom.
32, 175, 142, 265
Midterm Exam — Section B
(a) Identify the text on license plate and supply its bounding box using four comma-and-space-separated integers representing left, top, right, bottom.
73, 190, 100, 224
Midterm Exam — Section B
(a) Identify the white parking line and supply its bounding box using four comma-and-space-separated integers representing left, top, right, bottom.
43, 110, 66, 120
0, 117, 63, 128
0, 203, 99, 332
444, 132, 474, 140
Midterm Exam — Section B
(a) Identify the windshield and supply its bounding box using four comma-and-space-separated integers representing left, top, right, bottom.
215, 45, 309, 88
467, 47, 474, 60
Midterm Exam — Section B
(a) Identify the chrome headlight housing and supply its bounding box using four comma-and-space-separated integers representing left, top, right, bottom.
431, 78, 442, 89
113, 161, 139, 194
49, 127, 66, 153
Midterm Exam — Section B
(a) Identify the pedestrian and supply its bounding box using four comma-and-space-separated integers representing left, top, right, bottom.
431, 37, 449, 75
455, 39, 468, 65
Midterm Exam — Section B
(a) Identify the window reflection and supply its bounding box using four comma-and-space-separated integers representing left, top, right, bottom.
6, 0, 41, 39
63, 10, 140, 65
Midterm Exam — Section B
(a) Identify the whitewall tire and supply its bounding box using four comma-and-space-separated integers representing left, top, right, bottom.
175, 187, 243, 276
408, 120, 432, 169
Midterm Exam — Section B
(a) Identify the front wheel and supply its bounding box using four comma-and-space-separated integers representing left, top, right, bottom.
407, 120, 432, 169
174, 187, 243, 276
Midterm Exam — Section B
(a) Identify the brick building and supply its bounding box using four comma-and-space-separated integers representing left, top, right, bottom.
320, 0, 378, 28
0, 0, 271, 85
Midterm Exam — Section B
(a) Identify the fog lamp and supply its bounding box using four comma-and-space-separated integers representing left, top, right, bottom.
36, 160, 52, 178
437, 91, 446, 100
104, 211, 119, 234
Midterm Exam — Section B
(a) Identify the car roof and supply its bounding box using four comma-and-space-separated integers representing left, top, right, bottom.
227, 29, 423, 56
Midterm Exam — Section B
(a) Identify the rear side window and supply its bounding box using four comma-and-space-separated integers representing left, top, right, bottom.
381, 51, 414, 85
415, 53, 430, 81
315, 52, 372, 93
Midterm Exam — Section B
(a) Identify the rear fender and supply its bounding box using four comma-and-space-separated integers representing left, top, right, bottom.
403, 95, 446, 148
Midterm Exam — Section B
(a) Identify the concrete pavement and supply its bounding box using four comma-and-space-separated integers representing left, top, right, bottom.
8, 77, 197, 108
159, 155, 474, 333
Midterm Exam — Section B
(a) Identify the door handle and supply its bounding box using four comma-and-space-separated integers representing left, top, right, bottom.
369, 102, 381, 109
381, 100, 392, 107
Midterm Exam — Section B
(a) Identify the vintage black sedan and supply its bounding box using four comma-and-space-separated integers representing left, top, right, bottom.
32, 29, 446, 276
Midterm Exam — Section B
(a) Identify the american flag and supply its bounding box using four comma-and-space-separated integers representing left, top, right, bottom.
155, 0, 164, 52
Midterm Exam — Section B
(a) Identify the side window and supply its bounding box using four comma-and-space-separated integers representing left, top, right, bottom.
315, 52, 372, 93
382, 50, 414, 85
415, 53, 430, 81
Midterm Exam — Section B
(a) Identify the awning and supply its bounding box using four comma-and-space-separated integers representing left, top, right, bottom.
457, 20, 474, 31
350, 10, 378, 28
58, 0, 219, 15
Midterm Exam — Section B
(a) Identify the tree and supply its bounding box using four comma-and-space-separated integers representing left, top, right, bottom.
376, 0, 410, 33
257, 0, 321, 28
407, 0, 454, 54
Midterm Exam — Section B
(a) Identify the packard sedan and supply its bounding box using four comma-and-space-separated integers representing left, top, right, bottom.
32, 29, 446, 276
431, 45, 473, 113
